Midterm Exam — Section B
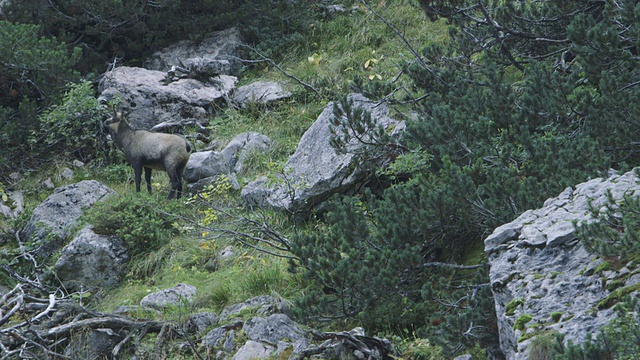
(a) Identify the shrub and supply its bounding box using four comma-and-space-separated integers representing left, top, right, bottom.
82, 193, 185, 256
31, 81, 109, 161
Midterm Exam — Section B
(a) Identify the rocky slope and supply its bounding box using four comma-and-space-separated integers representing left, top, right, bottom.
485, 169, 640, 359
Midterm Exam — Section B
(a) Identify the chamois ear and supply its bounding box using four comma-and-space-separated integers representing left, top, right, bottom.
105, 106, 120, 125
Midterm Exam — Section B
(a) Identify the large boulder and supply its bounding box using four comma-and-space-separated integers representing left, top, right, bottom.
22, 180, 116, 259
144, 28, 243, 76
485, 169, 640, 359
98, 66, 236, 129
241, 93, 404, 212
55, 226, 129, 292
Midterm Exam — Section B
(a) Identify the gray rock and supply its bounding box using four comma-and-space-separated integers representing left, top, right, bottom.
221, 132, 271, 174
232, 81, 292, 107
0, 190, 23, 219
98, 66, 236, 130
220, 295, 290, 320
241, 93, 404, 212
183, 57, 233, 79
485, 169, 640, 359
202, 319, 243, 351
185, 132, 271, 190
60, 167, 75, 180
184, 150, 232, 183
144, 28, 243, 75
243, 313, 304, 344
140, 283, 197, 310
232, 340, 274, 360
55, 226, 129, 292
187, 312, 219, 335
42, 178, 55, 189
453, 355, 473, 360
220, 245, 234, 258
22, 180, 116, 259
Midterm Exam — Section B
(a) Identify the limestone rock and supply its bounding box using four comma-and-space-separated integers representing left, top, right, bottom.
98, 66, 236, 129
185, 132, 270, 191
140, 283, 197, 310
232, 340, 274, 360
485, 169, 640, 359
22, 180, 116, 259
144, 28, 243, 75
55, 226, 129, 292
221, 132, 271, 174
184, 150, 231, 183
241, 93, 404, 212
243, 313, 305, 345
232, 81, 291, 107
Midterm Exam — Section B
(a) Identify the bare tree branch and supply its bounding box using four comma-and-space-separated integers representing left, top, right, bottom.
238, 44, 322, 98
360, 0, 446, 86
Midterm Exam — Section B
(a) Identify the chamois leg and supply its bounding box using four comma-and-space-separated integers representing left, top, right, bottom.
133, 164, 143, 193
175, 162, 187, 200
144, 167, 152, 193
167, 169, 182, 200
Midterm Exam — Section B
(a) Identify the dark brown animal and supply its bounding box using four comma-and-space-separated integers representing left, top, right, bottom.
107, 112, 191, 199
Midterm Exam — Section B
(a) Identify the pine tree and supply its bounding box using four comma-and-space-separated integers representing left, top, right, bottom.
291, 0, 639, 357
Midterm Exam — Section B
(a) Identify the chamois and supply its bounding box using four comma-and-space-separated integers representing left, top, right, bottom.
107, 111, 191, 199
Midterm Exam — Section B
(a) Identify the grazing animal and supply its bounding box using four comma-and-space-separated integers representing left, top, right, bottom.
107, 111, 191, 199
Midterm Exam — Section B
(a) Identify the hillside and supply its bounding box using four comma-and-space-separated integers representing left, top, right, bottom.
1, 0, 640, 359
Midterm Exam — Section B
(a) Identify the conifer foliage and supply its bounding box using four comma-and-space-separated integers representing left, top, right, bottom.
292, 0, 639, 356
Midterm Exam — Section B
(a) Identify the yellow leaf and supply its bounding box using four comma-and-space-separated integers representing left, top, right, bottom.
369, 74, 375, 80
308, 53, 322, 65
364, 59, 371, 69
1, 194, 7, 202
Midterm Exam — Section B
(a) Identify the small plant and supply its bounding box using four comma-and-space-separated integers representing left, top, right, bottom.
242, 263, 287, 297
208, 283, 232, 309
514, 314, 533, 331
82, 193, 185, 256
506, 298, 525, 316
528, 332, 556, 360
394, 336, 444, 359
550, 312, 563, 323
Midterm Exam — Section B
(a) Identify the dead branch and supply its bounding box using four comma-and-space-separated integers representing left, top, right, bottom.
0, 279, 168, 359
293, 329, 395, 360
40, 315, 165, 340
237, 44, 322, 98
360, 0, 446, 86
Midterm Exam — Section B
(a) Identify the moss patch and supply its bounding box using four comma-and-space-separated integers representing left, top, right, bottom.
514, 314, 533, 331
597, 283, 640, 309
506, 298, 525, 316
